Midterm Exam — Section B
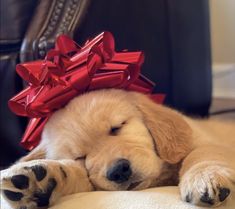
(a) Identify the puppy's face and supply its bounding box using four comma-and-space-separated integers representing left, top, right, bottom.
27, 89, 192, 191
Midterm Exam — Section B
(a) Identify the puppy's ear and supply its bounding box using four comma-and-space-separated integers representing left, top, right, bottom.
19, 145, 46, 162
131, 92, 193, 164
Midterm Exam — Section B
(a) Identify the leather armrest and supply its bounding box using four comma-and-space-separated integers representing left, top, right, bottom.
0, 0, 37, 46
20, 0, 90, 62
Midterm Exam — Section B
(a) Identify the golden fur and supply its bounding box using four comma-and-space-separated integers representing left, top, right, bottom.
1, 89, 235, 208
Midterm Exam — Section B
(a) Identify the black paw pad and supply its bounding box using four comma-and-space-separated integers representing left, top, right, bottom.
185, 193, 192, 203
3, 190, 24, 201
31, 165, 47, 181
200, 190, 214, 205
219, 187, 230, 202
33, 178, 57, 207
11, 175, 29, 189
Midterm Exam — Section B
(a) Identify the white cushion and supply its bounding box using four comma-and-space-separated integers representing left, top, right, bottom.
2, 186, 234, 209
50, 187, 235, 209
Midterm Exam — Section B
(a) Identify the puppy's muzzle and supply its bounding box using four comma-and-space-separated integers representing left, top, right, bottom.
106, 159, 132, 183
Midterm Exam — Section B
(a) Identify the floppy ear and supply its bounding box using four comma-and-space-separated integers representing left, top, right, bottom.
131, 92, 193, 164
19, 145, 46, 162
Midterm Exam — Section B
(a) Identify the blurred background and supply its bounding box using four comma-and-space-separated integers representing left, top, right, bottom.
210, 0, 235, 119
0, 0, 234, 167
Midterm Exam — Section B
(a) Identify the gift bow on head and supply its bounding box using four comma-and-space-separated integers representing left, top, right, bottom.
8, 31, 165, 150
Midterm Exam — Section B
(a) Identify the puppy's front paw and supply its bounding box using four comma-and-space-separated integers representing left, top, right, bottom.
179, 163, 233, 207
1, 161, 64, 209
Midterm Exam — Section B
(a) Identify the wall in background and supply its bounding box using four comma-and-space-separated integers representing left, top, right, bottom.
210, 0, 235, 64
210, 0, 235, 99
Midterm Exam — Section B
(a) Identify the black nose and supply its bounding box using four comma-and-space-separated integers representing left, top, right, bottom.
106, 159, 132, 183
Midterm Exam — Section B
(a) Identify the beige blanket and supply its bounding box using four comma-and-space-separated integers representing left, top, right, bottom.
2, 187, 234, 209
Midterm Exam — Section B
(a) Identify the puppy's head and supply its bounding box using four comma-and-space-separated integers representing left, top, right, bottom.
23, 89, 192, 190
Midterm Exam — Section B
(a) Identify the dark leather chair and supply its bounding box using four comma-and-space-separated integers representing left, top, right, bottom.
0, 0, 212, 167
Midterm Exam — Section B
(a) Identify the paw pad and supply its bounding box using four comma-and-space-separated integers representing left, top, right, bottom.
180, 170, 232, 207
219, 187, 230, 202
185, 193, 192, 203
1, 163, 58, 208
11, 174, 29, 189
200, 189, 214, 205
29, 165, 47, 181
3, 190, 24, 201
33, 178, 57, 207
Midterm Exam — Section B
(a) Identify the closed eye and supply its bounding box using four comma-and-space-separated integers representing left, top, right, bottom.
109, 126, 121, 135
75, 156, 86, 161
109, 121, 126, 136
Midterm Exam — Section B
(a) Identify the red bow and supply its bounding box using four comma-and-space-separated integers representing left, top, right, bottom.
8, 31, 165, 150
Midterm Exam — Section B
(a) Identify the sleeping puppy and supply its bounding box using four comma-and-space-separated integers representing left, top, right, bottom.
1, 89, 235, 209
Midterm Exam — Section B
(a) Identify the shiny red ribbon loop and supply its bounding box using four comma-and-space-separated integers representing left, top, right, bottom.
8, 31, 165, 150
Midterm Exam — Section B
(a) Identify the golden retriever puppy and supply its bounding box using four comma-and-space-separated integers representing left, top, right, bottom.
1, 89, 235, 209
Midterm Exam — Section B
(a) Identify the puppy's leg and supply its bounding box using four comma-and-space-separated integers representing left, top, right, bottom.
1, 159, 93, 209
179, 146, 235, 207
